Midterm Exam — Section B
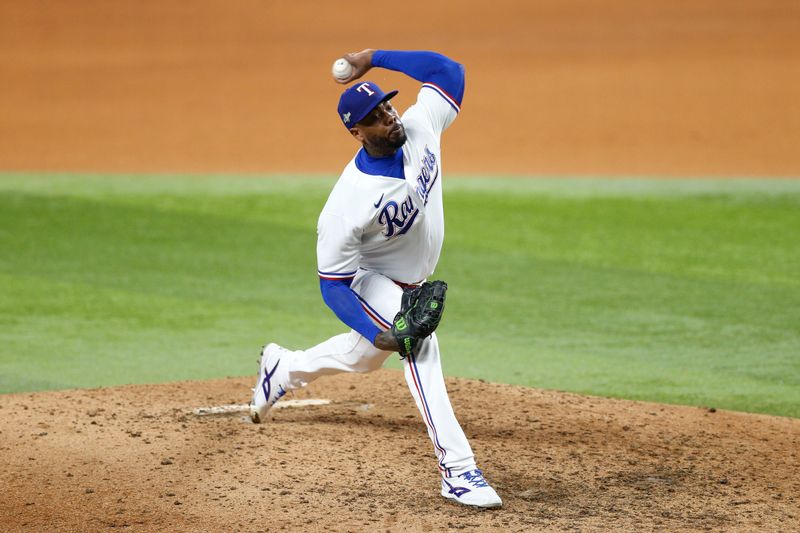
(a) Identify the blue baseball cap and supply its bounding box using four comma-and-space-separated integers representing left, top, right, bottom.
337, 81, 399, 129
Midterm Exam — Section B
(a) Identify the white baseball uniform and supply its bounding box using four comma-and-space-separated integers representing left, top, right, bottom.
280, 82, 476, 477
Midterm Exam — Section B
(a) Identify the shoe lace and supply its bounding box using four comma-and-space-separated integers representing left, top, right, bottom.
458, 469, 489, 488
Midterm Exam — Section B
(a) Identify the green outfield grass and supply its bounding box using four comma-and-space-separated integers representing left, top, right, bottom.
1, 173, 798, 417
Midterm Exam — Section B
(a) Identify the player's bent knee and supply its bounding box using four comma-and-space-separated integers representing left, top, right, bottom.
346, 337, 392, 373
358, 350, 392, 372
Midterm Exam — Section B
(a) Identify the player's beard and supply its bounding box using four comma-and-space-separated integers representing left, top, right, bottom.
381, 124, 407, 151
363, 124, 407, 155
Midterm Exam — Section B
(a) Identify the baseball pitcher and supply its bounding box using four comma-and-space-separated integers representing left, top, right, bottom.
249, 49, 502, 508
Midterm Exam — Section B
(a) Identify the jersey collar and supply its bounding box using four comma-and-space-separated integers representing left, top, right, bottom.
355, 147, 405, 179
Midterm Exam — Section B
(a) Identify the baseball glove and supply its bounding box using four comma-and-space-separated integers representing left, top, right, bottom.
391, 280, 448, 357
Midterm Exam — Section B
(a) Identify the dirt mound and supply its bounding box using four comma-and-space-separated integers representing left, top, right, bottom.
1, 371, 797, 532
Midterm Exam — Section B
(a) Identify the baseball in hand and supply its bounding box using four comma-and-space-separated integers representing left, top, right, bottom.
331, 58, 353, 81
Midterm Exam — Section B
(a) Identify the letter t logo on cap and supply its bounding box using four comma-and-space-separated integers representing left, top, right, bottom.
356, 83, 375, 96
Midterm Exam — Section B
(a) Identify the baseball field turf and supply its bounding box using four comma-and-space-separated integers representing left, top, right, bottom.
1, 173, 798, 417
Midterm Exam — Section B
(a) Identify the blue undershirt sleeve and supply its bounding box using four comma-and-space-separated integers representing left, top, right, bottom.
372, 50, 465, 105
319, 278, 382, 344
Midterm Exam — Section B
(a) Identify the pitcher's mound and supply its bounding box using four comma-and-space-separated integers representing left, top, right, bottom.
1, 370, 797, 531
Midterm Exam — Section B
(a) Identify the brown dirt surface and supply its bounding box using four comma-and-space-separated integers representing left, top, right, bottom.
1, 0, 799, 177
2, 371, 799, 532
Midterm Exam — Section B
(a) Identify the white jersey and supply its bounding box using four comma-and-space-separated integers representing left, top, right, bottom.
317, 84, 459, 284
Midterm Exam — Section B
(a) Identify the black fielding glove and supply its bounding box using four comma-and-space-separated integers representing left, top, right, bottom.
390, 280, 448, 358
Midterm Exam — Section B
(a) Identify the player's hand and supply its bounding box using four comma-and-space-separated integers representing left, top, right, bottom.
373, 330, 400, 351
335, 49, 375, 84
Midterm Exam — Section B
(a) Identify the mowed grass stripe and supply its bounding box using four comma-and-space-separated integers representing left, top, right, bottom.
1, 174, 798, 417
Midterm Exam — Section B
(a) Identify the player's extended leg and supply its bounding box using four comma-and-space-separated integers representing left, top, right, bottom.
349, 270, 500, 507
404, 334, 502, 508
249, 332, 391, 422
403, 333, 474, 475
249, 270, 398, 422
286, 330, 392, 388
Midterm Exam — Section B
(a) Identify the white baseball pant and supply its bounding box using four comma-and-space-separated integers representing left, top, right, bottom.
283, 269, 475, 477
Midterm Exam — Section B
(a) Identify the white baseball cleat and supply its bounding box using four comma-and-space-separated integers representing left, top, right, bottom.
441, 469, 502, 508
249, 343, 289, 423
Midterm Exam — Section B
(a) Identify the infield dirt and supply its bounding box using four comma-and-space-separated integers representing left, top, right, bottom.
2, 372, 799, 532
1, 0, 799, 531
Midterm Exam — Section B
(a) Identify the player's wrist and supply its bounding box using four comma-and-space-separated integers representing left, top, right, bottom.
370, 49, 388, 68
374, 330, 399, 351
365, 49, 376, 64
